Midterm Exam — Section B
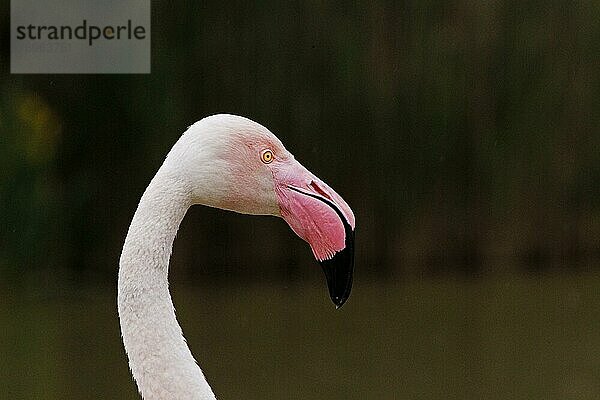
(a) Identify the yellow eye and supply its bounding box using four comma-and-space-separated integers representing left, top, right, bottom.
261, 149, 274, 164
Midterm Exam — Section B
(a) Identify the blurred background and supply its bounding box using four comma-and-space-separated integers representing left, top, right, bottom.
1, 1, 599, 399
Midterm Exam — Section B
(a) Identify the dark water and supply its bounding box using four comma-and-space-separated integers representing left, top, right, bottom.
2, 274, 600, 399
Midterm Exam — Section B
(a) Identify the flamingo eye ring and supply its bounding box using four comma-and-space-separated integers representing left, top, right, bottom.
261, 149, 274, 164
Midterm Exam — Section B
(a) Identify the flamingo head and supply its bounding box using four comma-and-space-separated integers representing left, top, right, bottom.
167, 114, 355, 308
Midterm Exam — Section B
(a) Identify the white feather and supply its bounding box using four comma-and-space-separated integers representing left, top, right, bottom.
118, 114, 286, 399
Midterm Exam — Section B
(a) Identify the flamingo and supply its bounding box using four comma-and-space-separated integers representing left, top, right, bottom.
118, 114, 355, 399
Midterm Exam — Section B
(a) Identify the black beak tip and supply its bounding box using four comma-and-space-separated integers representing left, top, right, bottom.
319, 230, 355, 309
333, 293, 350, 309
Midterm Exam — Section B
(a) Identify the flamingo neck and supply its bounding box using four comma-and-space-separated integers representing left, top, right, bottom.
117, 169, 217, 400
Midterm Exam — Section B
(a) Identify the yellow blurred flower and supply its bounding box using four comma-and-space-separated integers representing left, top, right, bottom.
16, 93, 62, 166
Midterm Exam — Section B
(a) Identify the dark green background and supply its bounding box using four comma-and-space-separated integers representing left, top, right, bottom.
1, 1, 599, 399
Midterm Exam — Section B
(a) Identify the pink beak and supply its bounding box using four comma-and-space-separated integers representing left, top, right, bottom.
273, 160, 355, 308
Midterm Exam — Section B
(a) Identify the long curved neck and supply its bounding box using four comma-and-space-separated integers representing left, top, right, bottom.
118, 169, 217, 400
